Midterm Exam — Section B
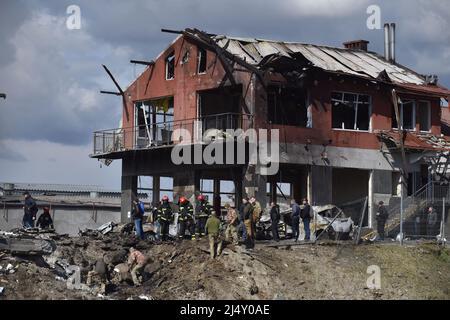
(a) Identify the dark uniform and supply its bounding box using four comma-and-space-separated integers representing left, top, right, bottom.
376, 203, 389, 240
270, 204, 280, 241
157, 201, 173, 241
36, 208, 54, 229
178, 199, 195, 240
23, 195, 38, 228
195, 198, 214, 239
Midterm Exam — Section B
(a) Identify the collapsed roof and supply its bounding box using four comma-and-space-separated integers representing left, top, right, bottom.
212, 35, 425, 85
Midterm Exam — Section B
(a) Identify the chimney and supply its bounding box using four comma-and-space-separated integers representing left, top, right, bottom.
384, 23, 390, 61
390, 23, 396, 63
343, 40, 369, 52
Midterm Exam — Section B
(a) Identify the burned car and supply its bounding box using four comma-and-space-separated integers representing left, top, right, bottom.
255, 204, 354, 241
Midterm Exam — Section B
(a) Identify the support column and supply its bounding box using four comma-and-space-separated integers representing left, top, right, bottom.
243, 164, 267, 209
152, 175, 160, 205
173, 170, 199, 204
270, 181, 277, 204
368, 171, 374, 228
121, 175, 137, 223
369, 170, 393, 228
308, 165, 332, 206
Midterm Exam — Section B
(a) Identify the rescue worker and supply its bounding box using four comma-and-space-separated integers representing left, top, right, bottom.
205, 210, 222, 259
270, 201, 280, 242
22, 191, 38, 229
291, 199, 301, 242
250, 197, 262, 237
157, 195, 173, 241
127, 247, 149, 286
300, 198, 312, 241
177, 196, 195, 240
376, 201, 389, 240
242, 198, 254, 249
195, 195, 214, 239
132, 197, 145, 240
36, 206, 54, 229
224, 203, 239, 245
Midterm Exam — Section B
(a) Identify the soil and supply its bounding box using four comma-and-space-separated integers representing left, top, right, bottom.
1, 227, 449, 300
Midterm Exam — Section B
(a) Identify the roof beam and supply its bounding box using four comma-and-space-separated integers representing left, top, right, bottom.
100, 90, 122, 96
130, 60, 155, 66
101, 64, 129, 121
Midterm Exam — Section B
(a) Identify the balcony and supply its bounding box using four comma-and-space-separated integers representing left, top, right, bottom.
92, 113, 253, 157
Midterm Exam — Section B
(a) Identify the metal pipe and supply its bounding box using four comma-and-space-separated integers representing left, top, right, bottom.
384, 23, 390, 61
390, 23, 396, 63
400, 176, 404, 245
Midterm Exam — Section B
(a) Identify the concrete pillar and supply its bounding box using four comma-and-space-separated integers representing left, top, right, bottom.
173, 170, 199, 204
270, 182, 277, 204
308, 165, 332, 205
243, 164, 267, 209
368, 170, 374, 228
234, 170, 243, 209
369, 170, 393, 228
121, 175, 137, 223
152, 175, 160, 205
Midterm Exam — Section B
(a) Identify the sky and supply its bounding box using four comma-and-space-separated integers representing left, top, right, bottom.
0, 0, 449, 191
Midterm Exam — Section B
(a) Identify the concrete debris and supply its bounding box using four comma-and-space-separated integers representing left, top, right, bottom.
0, 224, 449, 300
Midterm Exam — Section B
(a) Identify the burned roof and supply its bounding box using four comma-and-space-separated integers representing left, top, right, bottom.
211, 35, 425, 85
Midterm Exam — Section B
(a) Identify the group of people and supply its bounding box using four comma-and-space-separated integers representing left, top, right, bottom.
22, 192, 54, 230
130, 193, 315, 255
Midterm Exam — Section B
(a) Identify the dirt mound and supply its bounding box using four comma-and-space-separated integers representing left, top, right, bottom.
1, 227, 449, 300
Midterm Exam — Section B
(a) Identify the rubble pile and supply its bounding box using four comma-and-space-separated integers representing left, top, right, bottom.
1, 225, 450, 300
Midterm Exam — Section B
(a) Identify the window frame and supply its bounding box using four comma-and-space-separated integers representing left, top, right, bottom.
417, 100, 431, 132
197, 46, 207, 74
165, 51, 175, 80
331, 91, 372, 132
393, 99, 416, 131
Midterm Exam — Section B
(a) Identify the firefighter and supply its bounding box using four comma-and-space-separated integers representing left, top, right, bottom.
157, 195, 173, 241
195, 194, 214, 239
177, 196, 195, 240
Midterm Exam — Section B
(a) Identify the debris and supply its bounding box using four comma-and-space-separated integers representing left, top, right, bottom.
0, 287, 4, 296
97, 222, 117, 235
139, 295, 152, 300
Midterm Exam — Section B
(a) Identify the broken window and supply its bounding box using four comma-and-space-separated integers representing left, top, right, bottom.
392, 99, 415, 130
267, 86, 309, 127
197, 46, 207, 74
165, 51, 175, 80
331, 92, 371, 131
418, 101, 431, 132
135, 97, 174, 146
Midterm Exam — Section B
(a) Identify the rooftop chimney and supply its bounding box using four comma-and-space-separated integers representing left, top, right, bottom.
390, 23, 396, 63
384, 23, 390, 61
343, 40, 369, 51
384, 23, 396, 63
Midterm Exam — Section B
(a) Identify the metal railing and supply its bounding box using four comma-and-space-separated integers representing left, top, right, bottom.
93, 113, 253, 155
386, 181, 450, 240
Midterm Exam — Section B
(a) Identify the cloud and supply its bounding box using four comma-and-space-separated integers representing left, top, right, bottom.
0, 139, 121, 189
0, 0, 449, 187
0, 9, 135, 145
0, 140, 27, 162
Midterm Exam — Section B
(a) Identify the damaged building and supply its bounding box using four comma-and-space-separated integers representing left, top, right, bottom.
91, 26, 450, 230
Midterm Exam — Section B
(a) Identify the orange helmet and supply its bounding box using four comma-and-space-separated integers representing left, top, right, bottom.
162, 195, 169, 202
179, 196, 187, 204
197, 194, 205, 201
